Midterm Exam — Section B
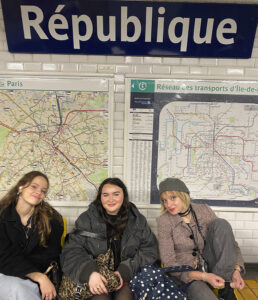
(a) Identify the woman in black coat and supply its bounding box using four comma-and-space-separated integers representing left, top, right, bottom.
60, 177, 158, 300
0, 171, 63, 300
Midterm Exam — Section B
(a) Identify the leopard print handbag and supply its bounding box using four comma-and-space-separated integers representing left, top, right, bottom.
58, 248, 120, 300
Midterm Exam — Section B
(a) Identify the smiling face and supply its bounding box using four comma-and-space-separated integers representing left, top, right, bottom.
18, 176, 48, 207
100, 183, 124, 215
160, 191, 185, 215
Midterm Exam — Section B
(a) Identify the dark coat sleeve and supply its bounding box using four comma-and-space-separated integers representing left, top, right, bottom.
60, 211, 101, 284
29, 218, 64, 272
0, 220, 35, 277
118, 214, 158, 282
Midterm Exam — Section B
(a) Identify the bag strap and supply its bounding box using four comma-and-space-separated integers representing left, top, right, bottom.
161, 265, 194, 274
44, 261, 58, 275
162, 265, 195, 293
73, 228, 106, 240
191, 205, 206, 245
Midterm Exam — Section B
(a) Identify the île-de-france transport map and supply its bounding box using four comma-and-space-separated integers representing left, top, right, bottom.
127, 79, 258, 207
0, 77, 112, 202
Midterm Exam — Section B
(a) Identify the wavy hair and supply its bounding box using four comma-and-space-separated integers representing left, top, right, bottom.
0, 171, 62, 247
93, 177, 130, 238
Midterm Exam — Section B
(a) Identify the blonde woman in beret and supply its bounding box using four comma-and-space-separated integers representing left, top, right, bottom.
157, 177, 245, 300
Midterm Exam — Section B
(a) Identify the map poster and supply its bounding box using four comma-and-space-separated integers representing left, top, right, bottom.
125, 79, 258, 207
0, 76, 113, 203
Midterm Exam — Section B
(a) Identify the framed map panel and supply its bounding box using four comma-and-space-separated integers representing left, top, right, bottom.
125, 79, 258, 207
0, 76, 113, 203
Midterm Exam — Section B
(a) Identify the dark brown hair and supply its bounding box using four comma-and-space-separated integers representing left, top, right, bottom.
93, 177, 130, 238
0, 171, 62, 247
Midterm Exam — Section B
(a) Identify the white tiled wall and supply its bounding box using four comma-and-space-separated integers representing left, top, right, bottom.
0, 1, 258, 263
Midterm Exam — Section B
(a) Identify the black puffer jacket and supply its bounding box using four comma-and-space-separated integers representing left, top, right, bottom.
60, 202, 158, 283
0, 205, 63, 278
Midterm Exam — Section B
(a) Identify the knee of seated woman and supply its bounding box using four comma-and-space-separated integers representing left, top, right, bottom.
6, 277, 41, 299
210, 218, 232, 231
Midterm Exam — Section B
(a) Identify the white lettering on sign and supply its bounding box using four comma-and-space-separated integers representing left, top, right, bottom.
48, 5, 68, 41
217, 18, 237, 45
21, 6, 48, 39
72, 15, 93, 49
20, 5, 237, 51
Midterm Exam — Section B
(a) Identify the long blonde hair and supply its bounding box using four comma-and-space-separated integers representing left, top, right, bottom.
0, 171, 63, 247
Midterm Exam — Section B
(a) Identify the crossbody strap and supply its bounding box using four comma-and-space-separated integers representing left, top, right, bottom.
190, 206, 206, 245
162, 265, 195, 292
162, 265, 194, 274
73, 228, 106, 240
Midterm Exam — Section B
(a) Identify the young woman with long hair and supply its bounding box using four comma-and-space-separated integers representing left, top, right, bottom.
61, 177, 158, 300
0, 171, 63, 300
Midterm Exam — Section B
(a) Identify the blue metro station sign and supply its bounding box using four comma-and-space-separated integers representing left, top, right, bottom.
1, 0, 258, 58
